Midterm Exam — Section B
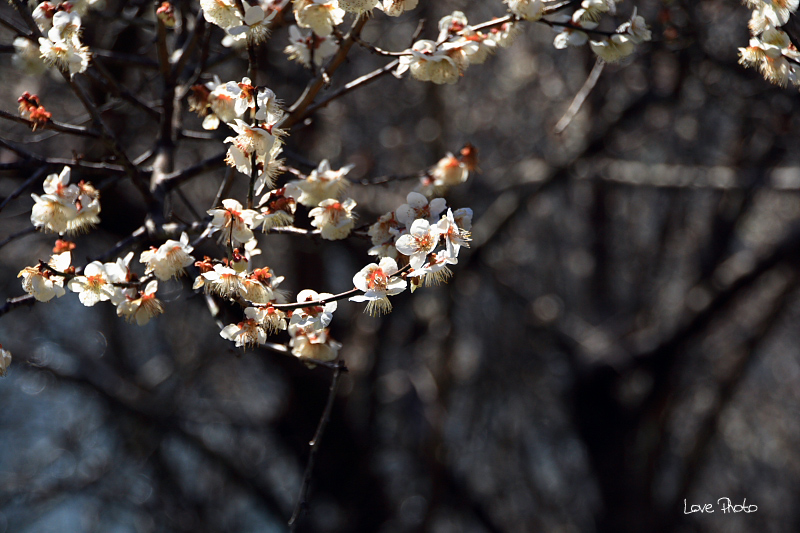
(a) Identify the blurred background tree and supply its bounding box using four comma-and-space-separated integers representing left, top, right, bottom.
1, 0, 799, 532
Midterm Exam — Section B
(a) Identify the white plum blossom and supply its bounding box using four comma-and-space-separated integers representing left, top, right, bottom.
201, 0, 241, 30
256, 187, 297, 231
117, 280, 164, 326
293, 0, 345, 37
427, 152, 469, 190
32, 2, 56, 33
285, 25, 338, 68
17, 251, 71, 302
437, 208, 472, 259
67, 261, 116, 306
202, 264, 246, 299
289, 328, 342, 364
745, 0, 799, 34
338, 0, 378, 14
289, 289, 338, 333
552, 12, 597, 49
221, 307, 268, 347
349, 257, 407, 316
255, 87, 284, 125
378, 0, 418, 17
251, 305, 288, 334
30, 166, 100, 234
396, 191, 447, 225
504, 0, 545, 21
739, 27, 799, 86
368, 211, 402, 247
0, 345, 10, 377
290, 160, 352, 207
577, 0, 609, 22
224, 119, 278, 170
189, 77, 239, 130
38, 12, 90, 77
309, 198, 357, 240
396, 39, 479, 85
408, 252, 458, 290
395, 218, 440, 269
619, 8, 652, 44
139, 232, 195, 280
228, 5, 276, 44
13, 37, 47, 75
590, 34, 636, 63
48, 11, 82, 42
208, 199, 259, 246
105, 251, 136, 305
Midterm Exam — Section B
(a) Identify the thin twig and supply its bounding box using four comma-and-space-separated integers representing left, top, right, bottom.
554, 58, 604, 134
0, 166, 49, 214
0, 109, 101, 138
0, 226, 37, 251
288, 360, 346, 530
282, 15, 369, 130
304, 60, 400, 117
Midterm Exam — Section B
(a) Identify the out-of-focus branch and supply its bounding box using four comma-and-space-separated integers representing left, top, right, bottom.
0, 109, 101, 137
0, 166, 49, 214
288, 360, 345, 530
303, 59, 400, 118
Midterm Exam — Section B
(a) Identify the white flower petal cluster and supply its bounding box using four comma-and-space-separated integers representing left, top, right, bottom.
590, 34, 636, 63
289, 289, 338, 333
117, 280, 164, 326
220, 307, 281, 348
395, 219, 440, 269
396, 38, 479, 85
67, 261, 116, 306
293, 0, 345, 37
38, 11, 90, 77
227, 5, 277, 44
420, 152, 469, 194
551, 11, 597, 50
139, 232, 195, 281
290, 328, 342, 364
256, 187, 298, 231
191, 77, 284, 133
437, 11, 497, 64
13, 37, 47, 75
338, 0, 378, 14
745, 0, 799, 34
377, 0, 418, 17
30, 166, 100, 235
208, 199, 260, 247
739, 27, 800, 86
349, 257, 407, 316
289, 159, 352, 207
18, 251, 71, 302
309, 198, 357, 240
224, 118, 282, 180
285, 25, 339, 67
505, 0, 545, 21
201, 0, 241, 30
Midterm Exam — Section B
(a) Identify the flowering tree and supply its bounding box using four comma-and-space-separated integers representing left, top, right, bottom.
7, 1, 798, 532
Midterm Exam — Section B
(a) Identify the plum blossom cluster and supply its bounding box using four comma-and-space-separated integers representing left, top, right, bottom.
17, 225, 202, 325
30, 166, 100, 235
35, 8, 92, 77
11, 1, 103, 77
201, 0, 277, 45
288, 160, 358, 240
395, 4, 650, 85
738, 1, 800, 87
